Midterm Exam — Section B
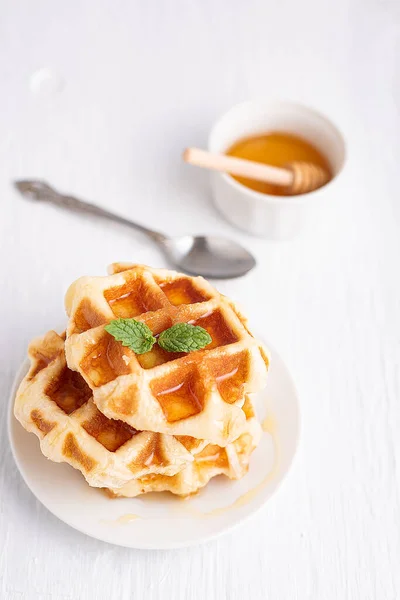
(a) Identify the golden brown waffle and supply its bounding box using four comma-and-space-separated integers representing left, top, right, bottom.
65, 264, 269, 446
14, 331, 208, 489
107, 397, 262, 498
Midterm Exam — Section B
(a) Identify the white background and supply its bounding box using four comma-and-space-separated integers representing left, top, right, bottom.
1, 1, 399, 599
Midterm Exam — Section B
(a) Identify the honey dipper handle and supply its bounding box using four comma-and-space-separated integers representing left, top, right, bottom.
183, 147, 293, 188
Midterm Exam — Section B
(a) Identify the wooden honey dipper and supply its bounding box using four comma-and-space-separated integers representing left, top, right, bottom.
183, 147, 330, 195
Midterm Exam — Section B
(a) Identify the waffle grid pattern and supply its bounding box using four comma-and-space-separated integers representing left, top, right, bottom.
107, 396, 262, 498
65, 264, 269, 446
14, 332, 208, 489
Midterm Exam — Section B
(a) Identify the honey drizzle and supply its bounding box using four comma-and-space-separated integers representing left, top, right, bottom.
101, 412, 279, 523
201, 413, 279, 517
160, 279, 207, 305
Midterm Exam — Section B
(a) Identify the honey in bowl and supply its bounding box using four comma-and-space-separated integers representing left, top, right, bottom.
225, 132, 331, 196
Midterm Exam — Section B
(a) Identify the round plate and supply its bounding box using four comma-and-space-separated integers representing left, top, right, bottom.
8, 342, 300, 549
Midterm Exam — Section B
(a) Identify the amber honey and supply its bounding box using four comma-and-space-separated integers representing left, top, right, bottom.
225, 132, 331, 196
45, 366, 91, 414
82, 408, 137, 452
160, 279, 208, 305
77, 272, 250, 425
153, 376, 203, 422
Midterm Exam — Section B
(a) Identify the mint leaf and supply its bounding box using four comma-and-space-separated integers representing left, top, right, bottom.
158, 323, 212, 353
105, 318, 156, 354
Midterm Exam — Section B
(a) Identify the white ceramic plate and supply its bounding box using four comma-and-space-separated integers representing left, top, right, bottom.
8, 342, 300, 549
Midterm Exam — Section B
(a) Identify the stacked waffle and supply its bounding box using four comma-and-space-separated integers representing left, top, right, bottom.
15, 264, 270, 497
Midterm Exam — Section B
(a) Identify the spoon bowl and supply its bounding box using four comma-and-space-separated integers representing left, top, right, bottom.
162, 235, 256, 279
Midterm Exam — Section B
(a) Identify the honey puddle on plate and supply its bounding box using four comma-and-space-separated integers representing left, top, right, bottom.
101, 513, 139, 525
116, 513, 139, 523
102, 411, 279, 524
183, 412, 279, 518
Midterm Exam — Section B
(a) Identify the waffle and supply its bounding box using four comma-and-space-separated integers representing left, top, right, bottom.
14, 331, 209, 489
107, 396, 262, 498
65, 264, 270, 446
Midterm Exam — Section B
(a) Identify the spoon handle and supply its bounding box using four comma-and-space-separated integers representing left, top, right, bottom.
14, 180, 167, 244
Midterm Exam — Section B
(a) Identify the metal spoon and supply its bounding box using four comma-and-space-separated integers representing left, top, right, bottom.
14, 180, 256, 279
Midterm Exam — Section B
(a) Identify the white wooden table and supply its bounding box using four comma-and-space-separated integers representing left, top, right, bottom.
1, 1, 399, 598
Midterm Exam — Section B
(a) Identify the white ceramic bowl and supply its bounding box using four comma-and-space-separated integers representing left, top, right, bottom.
208, 101, 346, 239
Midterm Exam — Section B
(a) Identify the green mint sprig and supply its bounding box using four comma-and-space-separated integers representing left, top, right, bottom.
104, 318, 156, 354
158, 323, 212, 353
105, 319, 212, 355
